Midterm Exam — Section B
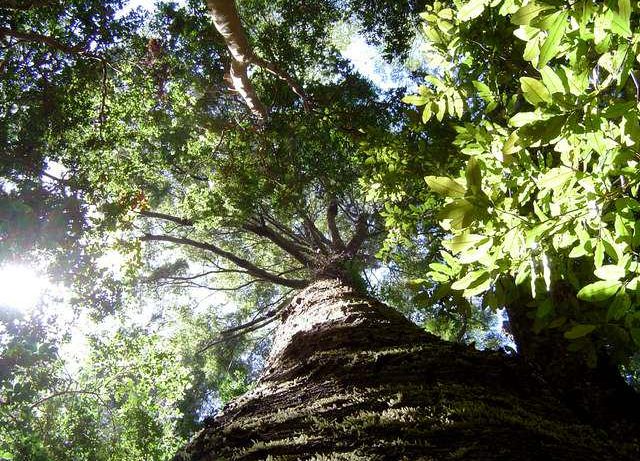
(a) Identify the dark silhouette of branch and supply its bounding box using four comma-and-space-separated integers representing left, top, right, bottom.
140, 233, 308, 289
243, 221, 313, 267
326, 199, 346, 252
29, 389, 103, 409
139, 210, 194, 226
0, 27, 97, 57
198, 295, 292, 354
345, 214, 369, 256
262, 212, 311, 248
302, 214, 331, 254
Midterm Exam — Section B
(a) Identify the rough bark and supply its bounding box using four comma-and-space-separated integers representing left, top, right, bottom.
174, 279, 638, 461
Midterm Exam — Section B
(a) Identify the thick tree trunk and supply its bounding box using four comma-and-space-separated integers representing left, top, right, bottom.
174, 279, 638, 460
505, 289, 640, 439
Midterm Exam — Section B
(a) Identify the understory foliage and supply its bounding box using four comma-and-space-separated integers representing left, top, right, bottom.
400, 0, 640, 368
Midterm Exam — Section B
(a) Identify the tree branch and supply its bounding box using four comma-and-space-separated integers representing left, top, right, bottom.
262, 212, 312, 248
206, 0, 308, 120
253, 56, 311, 109
326, 199, 346, 252
302, 214, 331, 254
345, 214, 369, 256
198, 295, 292, 354
139, 210, 194, 226
140, 233, 308, 289
243, 221, 313, 267
0, 27, 96, 57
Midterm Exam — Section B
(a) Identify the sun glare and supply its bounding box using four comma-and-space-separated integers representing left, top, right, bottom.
0, 264, 49, 311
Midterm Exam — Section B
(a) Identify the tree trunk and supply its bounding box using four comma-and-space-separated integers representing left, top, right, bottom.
174, 279, 638, 461
505, 288, 640, 439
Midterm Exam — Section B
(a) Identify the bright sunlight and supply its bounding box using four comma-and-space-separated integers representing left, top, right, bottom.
0, 264, 49, 311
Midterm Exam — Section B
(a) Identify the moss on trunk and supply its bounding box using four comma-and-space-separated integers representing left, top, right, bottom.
174, 279, 639, 461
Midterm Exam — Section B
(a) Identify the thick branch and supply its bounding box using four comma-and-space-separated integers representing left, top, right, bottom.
141, 233, 308, 289
326, 199, 346, 252
0, 27, 94, 56
302, 215, 331, 255
345, 214, 369, 256
228, 59, 268, 119
263, 213, 311, 248
206, 0, 308, 119
243, 222, 313, 267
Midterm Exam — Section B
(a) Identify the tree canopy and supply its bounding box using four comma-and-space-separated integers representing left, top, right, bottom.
1, 0, 639, 459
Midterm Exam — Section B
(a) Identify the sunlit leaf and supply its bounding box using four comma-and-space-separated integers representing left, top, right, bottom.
538, 11, 568, 68
520, 77, 552, 105
511, 2, 553, 25
576, 280, 621, 302
425, 176, 466, 197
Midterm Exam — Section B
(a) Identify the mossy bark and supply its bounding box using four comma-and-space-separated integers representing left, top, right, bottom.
174, 279, 638, 461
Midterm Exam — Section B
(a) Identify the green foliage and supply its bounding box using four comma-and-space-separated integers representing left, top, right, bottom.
402, 0, 640, 366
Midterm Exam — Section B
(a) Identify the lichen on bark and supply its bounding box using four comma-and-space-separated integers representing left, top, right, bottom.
173, 279, 638, 461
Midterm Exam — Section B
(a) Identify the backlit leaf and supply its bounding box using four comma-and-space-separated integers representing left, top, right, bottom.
520, 77, 552, 105
576, 280, 621, 302
425, 176, 466, 197
538, 11, 568, 68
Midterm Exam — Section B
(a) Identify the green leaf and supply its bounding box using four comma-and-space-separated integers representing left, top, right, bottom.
502, 131, 520, 157
594, 240, 605, 268
610, 12, 632, 37
429, 262, 455, 276
614, 214, 630, 238
564, 324, 596, 339
463, 272, 492, 297
536, 298, 554, 318
515, 259, 530, 285
537, 166, 574, 190
509, 111, 544, 127
619, 0, 632, 21
538, 11, 568, 68
451, 269, 487, 290
465, 157, 483, 196
459, 0, 488, 21
458, 237, 493, 264
473, 80, 496, 109
438, 199, 476, 230
443, 233, 488, 253
628, 276, 640, 291
607, 292, 630, 320
425, 176, 466, 197
422, 104, 433, 123
435, 98, 447, 121
511, 2, 553, 25
594, 264, 625, 281
611, 0, 632, 37
402, 94, 429, 106
539, 66, 565, 94
520, 77, 552, 105
576, 280, 621, 302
